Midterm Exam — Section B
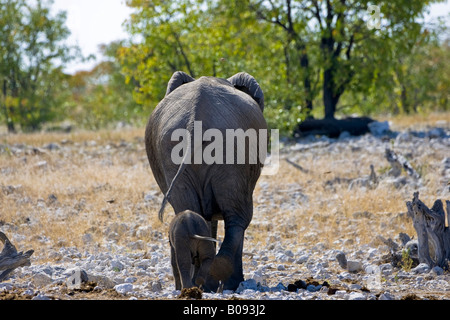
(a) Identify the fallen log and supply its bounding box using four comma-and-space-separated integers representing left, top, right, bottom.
0, 232, 34, 281
294, 117, 374, 138
406, 192, 450, 269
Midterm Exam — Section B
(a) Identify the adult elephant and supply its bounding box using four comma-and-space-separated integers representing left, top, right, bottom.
145, 71, 267, 291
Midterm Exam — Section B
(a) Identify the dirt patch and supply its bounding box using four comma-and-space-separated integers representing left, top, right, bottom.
402, 293, 422, 300
61, 281, 97, 296
178, 287, 203, 300
0, 289, 33, 300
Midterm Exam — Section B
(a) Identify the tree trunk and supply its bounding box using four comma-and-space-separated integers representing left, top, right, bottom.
406, 192, 450, 268
300, 52, 313, 117
2, 80, 16, 133
323, 67, 341, 119
0, 232, 34, 281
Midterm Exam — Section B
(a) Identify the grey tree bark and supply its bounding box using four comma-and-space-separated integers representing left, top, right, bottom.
406, 192, 450, 268
0, 232, 34, 281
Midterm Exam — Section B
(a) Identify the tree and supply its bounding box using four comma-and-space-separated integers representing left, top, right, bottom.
0, 0, 78, 132
68, 41, 142, 129
121, 0, 305, 134
339, 18, 449, 117
250, 0, 445, 120
121, 0, 447, 136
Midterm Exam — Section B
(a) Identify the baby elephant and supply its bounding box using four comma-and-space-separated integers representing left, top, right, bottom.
168, 210, 218, 290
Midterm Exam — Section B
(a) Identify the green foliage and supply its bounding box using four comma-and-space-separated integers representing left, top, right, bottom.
120, 0, 308, 133
1, 0, 448, 133
120, 0, 448, 135
401, 248, 414, 272
0, 0, 78, 132
68, 41, 142, 130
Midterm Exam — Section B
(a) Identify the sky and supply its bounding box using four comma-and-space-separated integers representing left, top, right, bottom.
51, 0, 450, 75
51, 0, 134, 74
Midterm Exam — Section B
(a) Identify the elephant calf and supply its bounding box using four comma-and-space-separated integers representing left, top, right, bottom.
168, 210, 218, 290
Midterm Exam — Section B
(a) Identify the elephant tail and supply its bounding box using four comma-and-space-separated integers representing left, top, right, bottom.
158, 128, 194, 222
191, 234, 220, 243
158, 162, 188, 223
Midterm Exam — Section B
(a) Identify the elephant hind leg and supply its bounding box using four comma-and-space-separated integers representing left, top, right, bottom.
170, 245, 182, 290
211, 224, 245, 290
172, 242, 194, 289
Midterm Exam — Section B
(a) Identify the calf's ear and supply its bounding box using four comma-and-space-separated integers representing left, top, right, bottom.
165, 71, 195, 97
227, 72, 264, 112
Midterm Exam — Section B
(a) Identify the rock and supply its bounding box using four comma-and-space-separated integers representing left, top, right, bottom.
1, 184, 22, 195
44, 143, 60, 151
34, 161, 48, 169
334, 290, 347, 299
412, 263, 430, 274
380, 263, 393, 276
295, 254, 310, 264
32, 294, 52, 300
47, 194, 58, 204
87, 274, 116, 289
395, 132, 412, 144
125, 276, 137, 283
427, 127, 446, 138
368, 121, 390, 136
349, 283, 362, 290
66, 268, 89, 289
379, 292, 395, 300
0, 283, 13, 291
431, 266, 444, 276
236, 279, 258, 293
347, 260, 363, 273
272, 283, 286, 292
115, 283, 133, 295
306, 284, 321, 292
365, 264, 381, 274
348, 292, 366, 300
144, 191, 158, 202
135, 259, 151, 270
336, 252, 347, 269
32, 272, 53, 287
82, 233, 94, 244
150, 281, 162, 292
110, 259, 125, 271
284, 250, 294, 257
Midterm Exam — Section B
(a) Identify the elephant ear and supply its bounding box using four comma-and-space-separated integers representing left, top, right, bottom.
165, 71, 195, 97
227, 72, 264, 112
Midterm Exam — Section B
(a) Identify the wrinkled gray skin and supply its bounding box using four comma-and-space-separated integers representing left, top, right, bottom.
168, 210, 217, 290
145, 71, 267, 291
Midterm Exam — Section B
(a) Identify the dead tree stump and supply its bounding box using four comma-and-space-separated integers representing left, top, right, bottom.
385, 148, 420, 179
0, 232, 34, 281
406, 192, 450, 269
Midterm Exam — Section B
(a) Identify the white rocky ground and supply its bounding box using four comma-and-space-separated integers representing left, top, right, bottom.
1, 120, 449, 300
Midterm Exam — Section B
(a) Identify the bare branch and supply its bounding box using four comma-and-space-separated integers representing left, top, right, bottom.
0, 232, 34, 281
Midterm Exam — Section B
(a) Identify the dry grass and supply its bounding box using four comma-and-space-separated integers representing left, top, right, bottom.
0, 112, 448, 261
0, 127, 164, 256
379, 111, 450, 131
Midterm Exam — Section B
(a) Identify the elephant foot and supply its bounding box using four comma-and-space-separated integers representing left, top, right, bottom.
210, 255, 233, 283
202, 277, 219, 293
